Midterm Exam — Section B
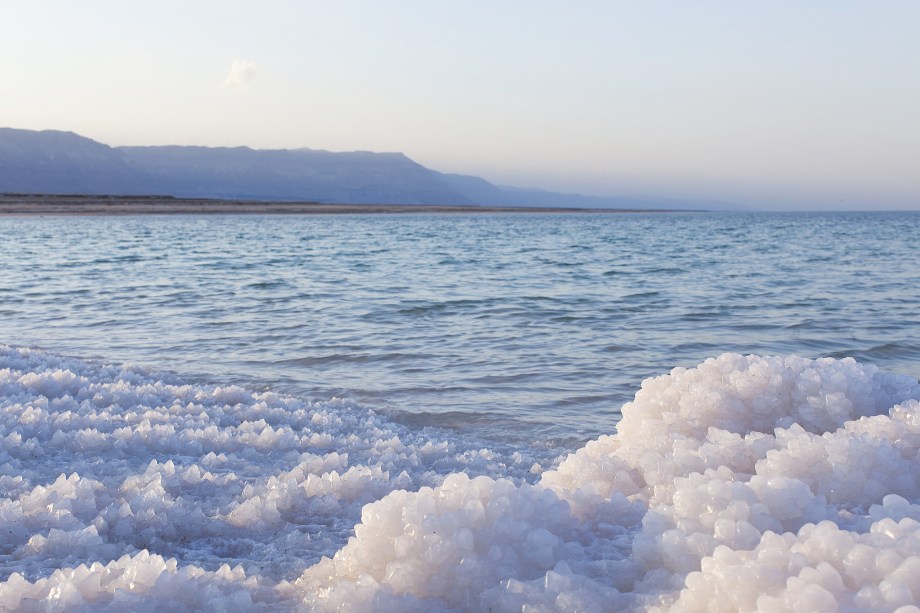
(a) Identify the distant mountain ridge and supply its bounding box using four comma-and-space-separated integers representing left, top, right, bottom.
0, 128, 739, 210
0, 128, 145, 196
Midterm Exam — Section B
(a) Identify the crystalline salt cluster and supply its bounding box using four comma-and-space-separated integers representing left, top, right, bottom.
2, 345, 919, 611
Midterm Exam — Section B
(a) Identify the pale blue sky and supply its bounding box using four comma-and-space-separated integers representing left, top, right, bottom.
3, 1, 919, 209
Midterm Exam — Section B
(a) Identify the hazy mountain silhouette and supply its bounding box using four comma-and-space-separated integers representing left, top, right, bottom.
0, 128, 740, 210
0, 128, 145, 195
438, 173, 738, 210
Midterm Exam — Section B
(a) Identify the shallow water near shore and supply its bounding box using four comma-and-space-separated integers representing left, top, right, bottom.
1, 211, 918, 446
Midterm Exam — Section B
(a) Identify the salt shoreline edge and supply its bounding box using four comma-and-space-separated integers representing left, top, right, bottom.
1, 345, 919, 611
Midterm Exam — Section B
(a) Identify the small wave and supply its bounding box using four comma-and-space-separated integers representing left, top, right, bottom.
243, 280, 291, 290
396, 298, 501, 316
601, 343, 640, 353
679, 310, 727, 322
622, 290, 661, 300
783, 318, 818, 329
644, 266, 687, 275
602, 268, 633, 276
866, 341, 920, 356
462, 372, 539, 385
272, 352, 429, 367
386, 409, 529, 431
852, 342, 920, 362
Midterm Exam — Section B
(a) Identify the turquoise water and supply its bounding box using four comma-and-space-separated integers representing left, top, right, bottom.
1, 211, 918, 447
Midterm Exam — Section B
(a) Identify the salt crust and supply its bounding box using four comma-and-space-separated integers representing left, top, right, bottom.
1, 346, 919, 611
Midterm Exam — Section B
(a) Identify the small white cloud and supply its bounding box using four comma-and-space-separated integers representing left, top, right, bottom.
222, 59, 258, 88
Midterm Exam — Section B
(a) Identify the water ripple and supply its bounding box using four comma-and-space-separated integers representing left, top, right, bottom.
1, 211, 919, 445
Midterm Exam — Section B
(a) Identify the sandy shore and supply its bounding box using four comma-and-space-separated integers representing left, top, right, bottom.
0, 194, 669, 216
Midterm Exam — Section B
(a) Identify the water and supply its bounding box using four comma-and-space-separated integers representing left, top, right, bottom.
1, 211, 918, 448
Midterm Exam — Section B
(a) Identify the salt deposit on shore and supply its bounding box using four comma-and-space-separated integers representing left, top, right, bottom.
1, 345, 919, 611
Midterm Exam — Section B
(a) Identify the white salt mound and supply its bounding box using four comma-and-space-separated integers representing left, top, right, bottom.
1, 346, 919, 611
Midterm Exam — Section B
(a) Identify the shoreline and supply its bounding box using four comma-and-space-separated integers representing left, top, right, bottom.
0, 193, 684, 216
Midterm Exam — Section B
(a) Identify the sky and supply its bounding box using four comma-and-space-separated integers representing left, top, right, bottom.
2, 1, 919, 210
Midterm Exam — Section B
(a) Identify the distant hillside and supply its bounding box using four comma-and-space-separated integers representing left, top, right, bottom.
438, 173, 740, 211
0, 128, 471, 205
0, 128, 741, 210
0, 128, 145, 195
117, 146, 472, 205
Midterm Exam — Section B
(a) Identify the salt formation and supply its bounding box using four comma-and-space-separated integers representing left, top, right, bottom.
0, 344, 543, 610
1, 346, 919, 611
299, 354, 920, 612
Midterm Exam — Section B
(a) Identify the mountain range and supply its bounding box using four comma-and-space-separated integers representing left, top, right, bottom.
0, 128, 739, 210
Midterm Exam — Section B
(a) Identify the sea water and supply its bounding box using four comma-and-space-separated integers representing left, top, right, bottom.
1, 211, 919, 610
2, 212, 918, 445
